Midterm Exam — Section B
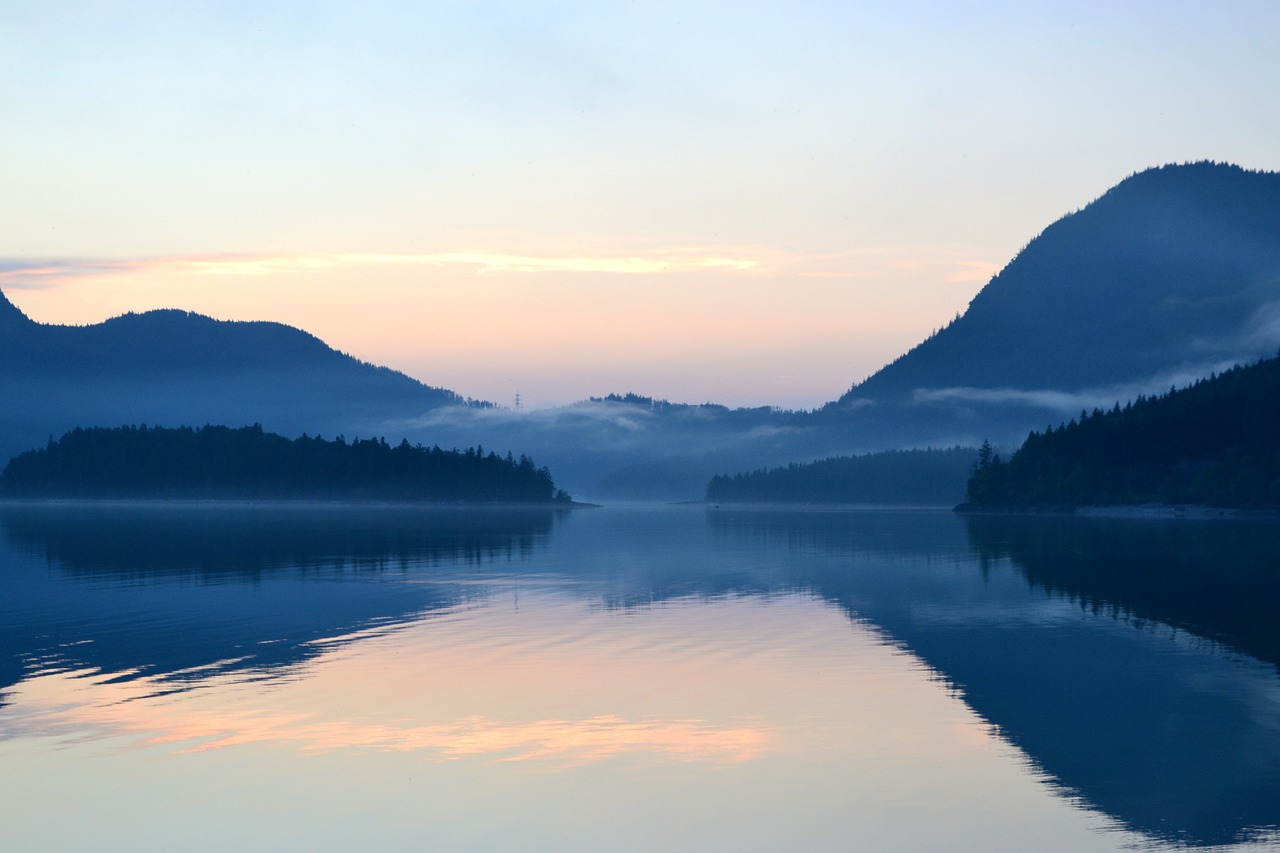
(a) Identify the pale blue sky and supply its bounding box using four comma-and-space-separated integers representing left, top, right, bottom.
3, 2, 1278, 407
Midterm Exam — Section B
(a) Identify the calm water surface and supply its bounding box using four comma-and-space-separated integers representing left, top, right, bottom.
1, 503, 1278, 852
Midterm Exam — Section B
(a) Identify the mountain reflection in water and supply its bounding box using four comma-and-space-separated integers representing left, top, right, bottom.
0, 503, 564, 700
708, 508, 1280, 847
0, 503, 1277, 849
964, 514, 1280, 669
1, 502, 561, 577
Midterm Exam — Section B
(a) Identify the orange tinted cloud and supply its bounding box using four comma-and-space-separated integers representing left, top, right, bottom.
0, 242, 1000, 290
0, 247, 767, 290
0, 243, 995, 407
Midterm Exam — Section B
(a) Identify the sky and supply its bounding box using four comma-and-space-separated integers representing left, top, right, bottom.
3, 1, 1279, 410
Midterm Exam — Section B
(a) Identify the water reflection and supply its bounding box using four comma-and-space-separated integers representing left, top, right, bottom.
0, 503, 564, 702
12, 661, 769, 765
1, 503, 1278, 849
709, 508, 1280, 847
1, 501, 562, 578
964, 513, 1280, 669
957, 514, 1280, 847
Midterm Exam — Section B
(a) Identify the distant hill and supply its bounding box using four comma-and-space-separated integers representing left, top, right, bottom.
0, 291, 467, 463
821, 162, 1280, 446
6, 162, 1278, 500
1, 424, 571, 503
960, 354, 1280, 510
390, 164, 1280, 498
705, 447, 977, 506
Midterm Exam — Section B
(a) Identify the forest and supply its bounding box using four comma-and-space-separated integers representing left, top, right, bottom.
962, 354, 1280, 510
0, 424, 572, 503
705, 446, 977, 505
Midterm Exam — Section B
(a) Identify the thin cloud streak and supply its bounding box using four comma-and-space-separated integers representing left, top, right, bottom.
0, 249, 767, 289
0, 244, 997, 290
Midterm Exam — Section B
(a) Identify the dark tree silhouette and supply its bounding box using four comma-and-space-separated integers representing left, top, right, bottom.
962, 354, 1280, 510
0, 424, 572, 503
706, 447, 977, 505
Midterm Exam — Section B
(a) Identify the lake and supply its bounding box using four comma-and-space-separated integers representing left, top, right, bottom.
1, 502, 1278, 851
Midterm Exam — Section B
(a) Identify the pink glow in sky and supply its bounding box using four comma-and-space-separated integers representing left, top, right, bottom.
1, 245, 996, 407
3, 2, 1278, 407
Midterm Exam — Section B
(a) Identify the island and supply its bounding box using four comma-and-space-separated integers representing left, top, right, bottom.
0, 424, 574, 504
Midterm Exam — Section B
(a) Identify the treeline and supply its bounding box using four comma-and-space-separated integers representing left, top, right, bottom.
963, 355, 1280, 510
0, 424, 572, 503
706, 447, 977, 505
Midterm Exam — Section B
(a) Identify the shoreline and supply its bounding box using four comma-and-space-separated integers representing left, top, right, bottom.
0, 497, 600, 510
701, 501, 955, 511
954, 502, 1280, 520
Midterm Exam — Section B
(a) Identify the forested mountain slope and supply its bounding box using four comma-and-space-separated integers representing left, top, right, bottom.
961, 354, 1280, 509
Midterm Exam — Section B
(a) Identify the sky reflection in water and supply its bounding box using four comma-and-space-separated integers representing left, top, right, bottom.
0, 503, 1278, 852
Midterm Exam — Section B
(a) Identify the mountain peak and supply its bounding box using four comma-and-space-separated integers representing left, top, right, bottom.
0, 289, 468, 465
0, 288, 33, 332
838, 161, 1280, 405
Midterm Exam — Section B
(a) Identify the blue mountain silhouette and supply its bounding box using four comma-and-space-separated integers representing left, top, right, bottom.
0, 293, 465, 462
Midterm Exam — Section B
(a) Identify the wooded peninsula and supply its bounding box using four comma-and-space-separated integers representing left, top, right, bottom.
0, 424, 573, 504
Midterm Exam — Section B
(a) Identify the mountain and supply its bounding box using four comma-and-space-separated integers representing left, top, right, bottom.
5, 162, 1277, 500
0, 293, 465, 464
824, 162, 1280, 444
0, 289, 28, 334
377, 163, 1280, 498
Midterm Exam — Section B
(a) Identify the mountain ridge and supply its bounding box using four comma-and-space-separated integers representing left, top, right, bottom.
4, 161, 1278, 499
838, 161, 1280, 406
0, 289, 30, 332
0, 295, 470, 464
